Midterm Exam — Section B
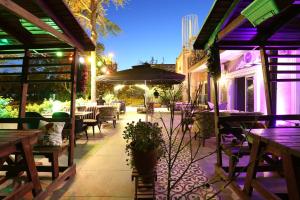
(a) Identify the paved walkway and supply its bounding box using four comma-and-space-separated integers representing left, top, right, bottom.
49, 111, 146, 199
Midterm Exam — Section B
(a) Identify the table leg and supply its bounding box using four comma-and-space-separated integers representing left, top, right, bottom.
243, 138, 262, 196
282, 153, 300, 200
21, 138, 42, 196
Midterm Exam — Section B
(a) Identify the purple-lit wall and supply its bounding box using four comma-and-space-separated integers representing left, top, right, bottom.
221, 50, 300, 115
276, 50, 300, 115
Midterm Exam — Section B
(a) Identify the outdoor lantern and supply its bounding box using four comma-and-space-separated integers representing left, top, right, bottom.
153, 89, 159, 98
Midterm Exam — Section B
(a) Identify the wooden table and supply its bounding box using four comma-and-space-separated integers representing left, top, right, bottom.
243, 128, 300, 200
0, 129, 43, 199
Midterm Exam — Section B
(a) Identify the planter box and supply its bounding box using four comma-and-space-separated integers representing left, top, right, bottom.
241, 0, 292, 26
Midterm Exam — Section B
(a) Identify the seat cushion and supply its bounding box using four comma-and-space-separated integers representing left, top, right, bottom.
38, 120, 65, 146
83, 119, 97, 124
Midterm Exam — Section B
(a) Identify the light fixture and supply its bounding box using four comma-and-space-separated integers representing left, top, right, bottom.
79, 57, 85, 64
101, 66, 108, 73
218, 74, 228, 85
56, 52, 63, 57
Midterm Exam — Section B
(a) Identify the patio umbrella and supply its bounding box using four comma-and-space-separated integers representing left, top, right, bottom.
97, 63, 185, 121
97, 63, 185, 85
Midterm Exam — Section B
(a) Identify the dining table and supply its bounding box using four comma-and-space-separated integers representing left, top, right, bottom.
0, 129, 43, 199
243, 128, 300, 200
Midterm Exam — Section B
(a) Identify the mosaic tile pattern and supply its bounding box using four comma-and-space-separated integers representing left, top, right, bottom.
155, 147, 219, 199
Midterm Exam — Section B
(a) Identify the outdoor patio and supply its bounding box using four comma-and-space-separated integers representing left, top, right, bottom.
1, 0, 300, 199
45, 109, 225, 199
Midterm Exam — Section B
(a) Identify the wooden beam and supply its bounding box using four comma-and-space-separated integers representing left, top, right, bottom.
0, 16, 33, 45
218, 40, 300, 48
34, 0, 88, 52
260, 47, 272, 116
18, 49, 29, 129
0, 43, 71, 50
35, 164, 76, 200
0, 0, 76, 48
68, 49, 78, 166
217, 14, 247, 42
254, 5, 300, 43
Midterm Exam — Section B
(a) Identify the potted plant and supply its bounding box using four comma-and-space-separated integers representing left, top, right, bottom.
123, 120, 163, 177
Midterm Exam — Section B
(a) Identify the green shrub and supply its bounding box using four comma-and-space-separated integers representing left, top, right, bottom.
0, 96, 18, 118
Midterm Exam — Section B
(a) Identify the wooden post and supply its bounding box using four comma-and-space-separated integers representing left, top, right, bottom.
207, 73, 211, 102
260, 47, 272, 115
210, 46, 221, 166
18, 49, 29, 129
68, 49, 78, 166
187, 73, 191, 102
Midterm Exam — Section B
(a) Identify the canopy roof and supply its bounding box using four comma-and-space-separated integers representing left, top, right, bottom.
0, 0, 95, 51
97, 64, 185, 85
194, 0, 300, 50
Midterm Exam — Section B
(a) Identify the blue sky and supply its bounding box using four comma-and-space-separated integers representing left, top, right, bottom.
100, 0, 214, 70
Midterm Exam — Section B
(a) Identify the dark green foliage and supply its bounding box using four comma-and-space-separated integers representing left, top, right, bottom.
207, 45, 221, 79
123, 120, 164, 153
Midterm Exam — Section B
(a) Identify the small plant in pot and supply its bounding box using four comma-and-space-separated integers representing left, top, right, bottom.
123, 120, 164, 179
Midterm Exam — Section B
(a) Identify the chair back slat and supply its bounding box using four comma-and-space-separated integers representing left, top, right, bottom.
98, 106, 116, 118
84, 106, 97, 119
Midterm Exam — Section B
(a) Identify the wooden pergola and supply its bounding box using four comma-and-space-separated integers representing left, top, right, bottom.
0, 0, 95, 198
193, 0, 300, 198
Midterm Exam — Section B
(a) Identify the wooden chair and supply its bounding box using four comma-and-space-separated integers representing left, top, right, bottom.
192, 111, 215, 146
24, 112, 69, 180
98, 106, 117, 128
25, 112, 44, 129
83, 106, 99, 136
75, 118, 88, 140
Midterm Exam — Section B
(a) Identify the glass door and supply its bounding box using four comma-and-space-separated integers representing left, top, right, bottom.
245, 76, 254, 112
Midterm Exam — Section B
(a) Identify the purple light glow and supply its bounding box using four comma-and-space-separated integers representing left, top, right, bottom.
293, 0, 300, 4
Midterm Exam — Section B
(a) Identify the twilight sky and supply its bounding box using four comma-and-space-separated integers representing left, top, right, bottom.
100, 0, 214, 70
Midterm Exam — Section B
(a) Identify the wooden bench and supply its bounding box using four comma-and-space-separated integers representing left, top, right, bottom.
0, 117, 71, 180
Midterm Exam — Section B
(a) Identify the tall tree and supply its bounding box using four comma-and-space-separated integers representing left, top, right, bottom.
64, 0, 124, 101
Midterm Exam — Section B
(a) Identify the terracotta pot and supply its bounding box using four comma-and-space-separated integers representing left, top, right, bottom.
133, 149, 157, 177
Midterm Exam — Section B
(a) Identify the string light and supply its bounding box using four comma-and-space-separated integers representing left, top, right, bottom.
56, 52, 63, 57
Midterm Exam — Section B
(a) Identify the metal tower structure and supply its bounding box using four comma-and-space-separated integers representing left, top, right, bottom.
182, 14, 199, 50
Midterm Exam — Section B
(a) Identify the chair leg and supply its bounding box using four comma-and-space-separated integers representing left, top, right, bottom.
202, 137, 206, 147
98, 124, 101, 133
85, 129, 88, 140
113, 120, 116, 128
92, 126, 95, 136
